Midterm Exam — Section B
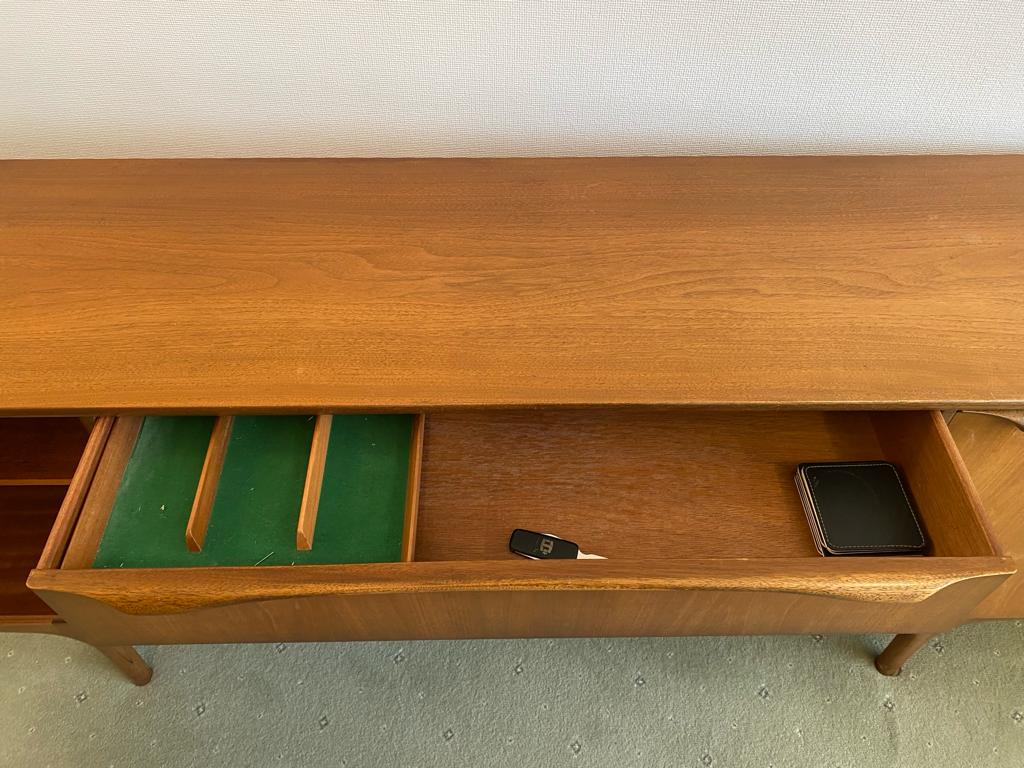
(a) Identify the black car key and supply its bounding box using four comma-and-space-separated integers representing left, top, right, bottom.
508, 529, 605, 560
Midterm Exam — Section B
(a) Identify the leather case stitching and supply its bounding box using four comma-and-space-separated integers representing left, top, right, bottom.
803, 462, 926, 552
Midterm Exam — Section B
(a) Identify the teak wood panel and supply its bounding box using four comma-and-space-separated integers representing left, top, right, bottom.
59, 417, 143, 569
1, 486, 68, 617
185, 415, 234, 552
296, 414, 332, 551
26, 564, 1011, 647
35, 416, 114, 570
872, 411, 996, 557
29, 557, 1012, 612
0, 418, 89, 485
2, 157, 1024, 413
400, 413, 425, 563
951, 412, 1024, 619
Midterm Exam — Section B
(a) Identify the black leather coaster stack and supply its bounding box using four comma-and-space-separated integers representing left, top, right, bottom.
794, 461, 927, 556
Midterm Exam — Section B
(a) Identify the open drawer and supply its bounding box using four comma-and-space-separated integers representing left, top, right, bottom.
27, 410, 1014, 647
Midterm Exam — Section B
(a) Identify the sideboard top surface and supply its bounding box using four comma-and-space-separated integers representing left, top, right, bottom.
1, 156, 1022, 413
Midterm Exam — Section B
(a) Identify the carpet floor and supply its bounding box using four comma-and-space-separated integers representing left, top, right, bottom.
2, 622, 1022, 767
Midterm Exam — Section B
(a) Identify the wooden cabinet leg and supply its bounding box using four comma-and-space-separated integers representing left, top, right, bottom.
97, 645, 153, 685
875, 633, 933, 676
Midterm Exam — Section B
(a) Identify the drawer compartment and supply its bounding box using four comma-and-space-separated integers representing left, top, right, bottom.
27, 410, 1014, 646
0, 418, 90, 624
414, 410, 994, 561
57, 414, 423, 570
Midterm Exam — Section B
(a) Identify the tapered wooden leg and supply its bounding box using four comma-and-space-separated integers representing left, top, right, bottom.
875, 633, 933, 676
98, 645, 153, 685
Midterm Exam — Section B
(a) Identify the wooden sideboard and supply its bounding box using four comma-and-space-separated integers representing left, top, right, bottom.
1, 157, 1022, 685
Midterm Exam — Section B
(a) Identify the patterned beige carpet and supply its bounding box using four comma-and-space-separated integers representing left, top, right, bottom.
2, 623, 1022, 767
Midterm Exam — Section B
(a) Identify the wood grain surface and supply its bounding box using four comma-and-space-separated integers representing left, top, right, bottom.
2, 157, 1023, 412
951, 412, 1024, 619
29, 556, 1013, 613
185, 415, 234, 552
59, 417, 142, 569
27, 564, 1012, 647
414, 409, 993, 561
1, 486, 66, 617
296, 414, 332, 551
35, 415, 114, 569
872, 410, 996, 558
400, 413, 425, 563
0, 418, 89, 485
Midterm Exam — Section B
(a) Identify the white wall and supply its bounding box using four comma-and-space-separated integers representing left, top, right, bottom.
2, 1, 1022, 158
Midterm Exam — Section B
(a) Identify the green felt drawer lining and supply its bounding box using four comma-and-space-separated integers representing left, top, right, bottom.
92, 414, 415, 569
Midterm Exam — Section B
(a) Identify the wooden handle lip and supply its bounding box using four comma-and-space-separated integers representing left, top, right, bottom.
28, 556, 1015, 616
